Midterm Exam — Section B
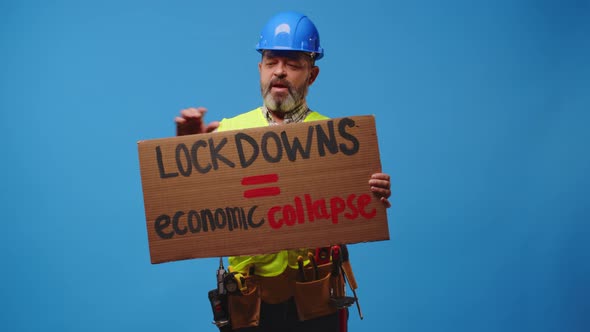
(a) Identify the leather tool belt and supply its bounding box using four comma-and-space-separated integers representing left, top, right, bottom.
227, 262, 345, 329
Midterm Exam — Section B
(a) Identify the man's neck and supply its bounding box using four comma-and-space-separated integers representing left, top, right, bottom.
269, 109, 286, 124
263, 102, 310, 125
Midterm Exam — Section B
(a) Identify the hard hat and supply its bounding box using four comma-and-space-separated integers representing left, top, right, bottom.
256, 11, 324, 60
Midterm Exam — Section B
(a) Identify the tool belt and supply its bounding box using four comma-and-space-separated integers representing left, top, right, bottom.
227, 262, 344, 329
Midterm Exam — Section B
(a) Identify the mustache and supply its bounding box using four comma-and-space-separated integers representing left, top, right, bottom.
265, 78, 293, 93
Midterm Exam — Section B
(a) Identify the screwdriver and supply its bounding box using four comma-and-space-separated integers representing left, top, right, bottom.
341, 245, 358, 290
308, 252, 319, 280
297, 255, 307, 282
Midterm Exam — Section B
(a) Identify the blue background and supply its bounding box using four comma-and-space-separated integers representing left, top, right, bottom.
1, 0, 589, 331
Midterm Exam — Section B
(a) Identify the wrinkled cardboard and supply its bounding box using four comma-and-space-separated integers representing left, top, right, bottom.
138, 115, 389, 264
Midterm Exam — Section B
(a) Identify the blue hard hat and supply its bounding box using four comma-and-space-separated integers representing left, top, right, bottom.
256, 11, 324, 60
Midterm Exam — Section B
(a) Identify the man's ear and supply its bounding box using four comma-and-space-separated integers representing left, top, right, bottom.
308, 66, 320, 86
258, 62, 262, 73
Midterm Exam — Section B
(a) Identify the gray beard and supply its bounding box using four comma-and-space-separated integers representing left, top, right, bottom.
261, 83, 308, 113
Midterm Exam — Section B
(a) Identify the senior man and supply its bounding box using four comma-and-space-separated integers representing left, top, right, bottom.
175, 11, 391, 332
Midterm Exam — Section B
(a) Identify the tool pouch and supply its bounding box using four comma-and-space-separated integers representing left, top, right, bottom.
293, 263, 340, 321
227, 281, 261, 330
256, 272, 292, 304
227, 270, 293, 329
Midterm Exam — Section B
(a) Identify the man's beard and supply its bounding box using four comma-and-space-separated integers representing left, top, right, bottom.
261, 78, 308, 113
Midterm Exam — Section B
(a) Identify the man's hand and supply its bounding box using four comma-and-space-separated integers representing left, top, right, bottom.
369, 173, 392, 208
175, 107, 220, 136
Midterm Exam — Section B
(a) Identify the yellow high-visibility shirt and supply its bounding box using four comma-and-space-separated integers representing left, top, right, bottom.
217, 107, 329, 276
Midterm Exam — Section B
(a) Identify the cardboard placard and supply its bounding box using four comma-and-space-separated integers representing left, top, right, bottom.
138, 115, 389, 264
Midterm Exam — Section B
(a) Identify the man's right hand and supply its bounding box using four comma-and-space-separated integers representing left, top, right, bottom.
175, 107, 220, 136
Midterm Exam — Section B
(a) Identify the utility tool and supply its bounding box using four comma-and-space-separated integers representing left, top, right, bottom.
307, 252, 319, 280
209, 257, 230, 328
329, 246, 355, 308
224, 271, 247, 295
297, 255, 307, 282
315, 247, 331, 265
330, 246, 354, 332
216, 257, 226, 295
208, 289, 230, 328
340, 245, 358, 290
340, 245, 363, 320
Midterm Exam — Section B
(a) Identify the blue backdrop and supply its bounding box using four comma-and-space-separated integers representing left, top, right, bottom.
1, 0, 588, 331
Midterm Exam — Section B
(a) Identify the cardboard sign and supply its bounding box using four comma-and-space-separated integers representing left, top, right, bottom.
138, 115, 389, 264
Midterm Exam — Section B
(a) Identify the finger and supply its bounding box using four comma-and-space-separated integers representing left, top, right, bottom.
206, 121, 220, 133
180, 108, 200, 119
180, 107, 207, 119
368, 179, 390, 189
380, 197, 392, 208
371, 173, 390, 181
174, 116, 187, 124
371, 186, 391, 198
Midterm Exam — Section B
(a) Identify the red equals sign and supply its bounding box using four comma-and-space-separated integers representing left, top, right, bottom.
242, 173, 281, 199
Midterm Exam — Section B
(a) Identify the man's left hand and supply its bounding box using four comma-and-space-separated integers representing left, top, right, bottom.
369, 173, 391, 208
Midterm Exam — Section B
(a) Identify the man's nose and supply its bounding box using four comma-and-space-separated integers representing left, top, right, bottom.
273, 62, 287, 77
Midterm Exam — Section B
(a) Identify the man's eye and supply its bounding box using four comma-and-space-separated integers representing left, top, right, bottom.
287, 63, 302, 69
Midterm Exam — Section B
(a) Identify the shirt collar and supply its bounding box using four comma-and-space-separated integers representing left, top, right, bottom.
262, 103, 311, 126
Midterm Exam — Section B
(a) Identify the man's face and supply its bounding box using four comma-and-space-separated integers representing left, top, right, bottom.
259, 51, 319, 113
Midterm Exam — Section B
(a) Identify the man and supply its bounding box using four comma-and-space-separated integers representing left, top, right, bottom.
175, 11, 391, 332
